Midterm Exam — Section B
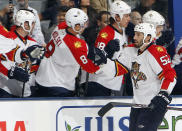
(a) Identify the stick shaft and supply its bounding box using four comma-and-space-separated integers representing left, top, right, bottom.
98, 102, 182, 117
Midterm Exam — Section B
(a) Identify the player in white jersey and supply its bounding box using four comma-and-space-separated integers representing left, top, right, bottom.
80, 0, 131, 96
99, 23, 176, 130
13, 0, 45, 45
142, 10, 174, 48
0, 34, 30, 86
0, 9, 45, 97
35, 8, 108, 97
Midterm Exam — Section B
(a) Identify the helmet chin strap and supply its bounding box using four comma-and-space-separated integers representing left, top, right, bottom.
116, 22, 122, 29
140, 42, 149, 51
113, 14, 123, 29
140, 36, 151, 50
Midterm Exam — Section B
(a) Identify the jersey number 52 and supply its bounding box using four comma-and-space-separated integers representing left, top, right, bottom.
160, 55, 170, 65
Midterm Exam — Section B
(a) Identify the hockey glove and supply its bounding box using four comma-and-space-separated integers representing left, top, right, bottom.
104, 39, 120, 59
149, 91, 172, 113
22, 45, 45, 62
8, 66, 30, 82
88, 47, 107, 66
156, 30, 174, 48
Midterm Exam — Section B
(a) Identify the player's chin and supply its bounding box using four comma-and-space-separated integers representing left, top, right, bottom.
134, 42, 139, 48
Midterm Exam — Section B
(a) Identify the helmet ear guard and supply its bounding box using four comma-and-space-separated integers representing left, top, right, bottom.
65, 8, 88, 33
14, 9, 36, 33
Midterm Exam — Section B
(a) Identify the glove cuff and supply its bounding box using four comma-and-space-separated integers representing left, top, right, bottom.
158, 91, 172, 104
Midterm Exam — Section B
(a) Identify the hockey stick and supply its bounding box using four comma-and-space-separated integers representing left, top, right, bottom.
21, 59, 30, 98
98, 102, 182, 117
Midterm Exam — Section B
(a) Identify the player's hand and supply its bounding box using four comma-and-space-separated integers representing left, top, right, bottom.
8, 66, 29, 82
156, 30, 174, 48
21, 45, 45, 62
148, 91, 172, 113
88, 47, 107, 66
104, 39, 120, 59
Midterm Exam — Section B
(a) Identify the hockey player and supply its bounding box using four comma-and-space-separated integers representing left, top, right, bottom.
13, 0, 45, 45
142, 10, 174, 48
35, 8, 108, 97
0, 35, 29, 84
80, 0, 131, 96
0, 9, 45, 97
100, 23, 176, 130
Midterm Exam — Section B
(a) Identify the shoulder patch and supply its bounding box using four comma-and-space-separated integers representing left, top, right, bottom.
74, 41, 82, 48
100, 32, 108, 39
156, 46, 164, 52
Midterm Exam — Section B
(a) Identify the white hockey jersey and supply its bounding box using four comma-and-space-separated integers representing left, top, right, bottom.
82, 25, 128, 91
0, 26, 39, 97
100, 43, 176, 105
36, 22, 100, 91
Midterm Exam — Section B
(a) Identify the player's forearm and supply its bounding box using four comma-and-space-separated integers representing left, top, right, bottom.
160, 77, 176, 95
160, 70, 177, 94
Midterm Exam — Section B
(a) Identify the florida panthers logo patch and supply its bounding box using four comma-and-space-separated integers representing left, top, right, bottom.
131, 62, 147, 89
74, 41, 82, 48
101, 32, 108, 39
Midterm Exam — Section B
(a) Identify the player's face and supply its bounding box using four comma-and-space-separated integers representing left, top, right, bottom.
134, 32, 144, 48
80, 0, 90, 14
74, 22, 88, 34
57, 11, 67, 23
130, 11, 142, 25
24, 21, 35, 33
17, 0, 26, 8
98, 14, 110, 29
119, 14, 131, 28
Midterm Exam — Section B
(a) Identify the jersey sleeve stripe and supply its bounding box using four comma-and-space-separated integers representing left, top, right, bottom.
158, 71, 164, 80
114, 60, 129, 77
6, 45, 20, 62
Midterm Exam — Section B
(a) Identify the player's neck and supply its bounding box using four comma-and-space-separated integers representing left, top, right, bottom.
67, 27, 78, 36
140, 42, 150, 52
16, 28, 28, 38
